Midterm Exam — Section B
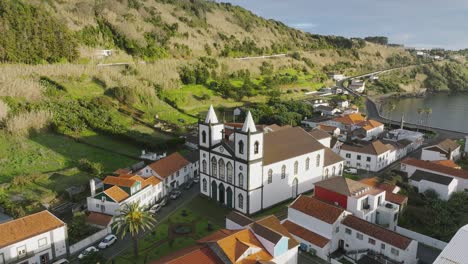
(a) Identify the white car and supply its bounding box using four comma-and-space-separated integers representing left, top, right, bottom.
170, 190, 181, 200
149, 204, 161, 214
78, 246, 99, 259
52, 259, 69, 264
98, 234, 117, 249
344, 168, 358, 174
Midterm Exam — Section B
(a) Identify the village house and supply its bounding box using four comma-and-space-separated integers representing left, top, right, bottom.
420, 139, 461, 161
319, 124, 341, 137
322, 113, 367, 132
334, 99, 349, 109
154, 212, 299, 264
348, 79, 366, 93
384, 128, 424, 153
359, 177, 408, 212
314, 177, 401, 230
339, 140, 397, 172
281, 195, 418, 264
199, 106, 344, 215
0, 211, 68, 264
87, 174, 163, 216
301, 116, 334, 129
314, 105, 340, 116
308, 129, 332, 148
401, 158, 468, 200
354, 120, 385, 140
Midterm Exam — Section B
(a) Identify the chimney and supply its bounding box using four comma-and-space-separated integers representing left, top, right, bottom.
90, 179, 96, 197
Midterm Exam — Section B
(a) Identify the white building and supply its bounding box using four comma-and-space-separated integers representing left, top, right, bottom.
308, 129, 332, 148
421, 139, 461, 161
314, 177, 400, 230
401, 158, 468, 193
282, 195, 349, 260
87, 175, 163, 216
0, 211, 68, 264
356, 120, 384, 140
339, 215, 418, 264
282, 195, 417, 264
314, 105, 340, 116
385, 129, 424, 152
339, 140, 397, 172
199, 106, 344, 215
335, 100, 349, 109
348, 80, 366, 93
434, 224, 468, 264
409, 170, 458, 200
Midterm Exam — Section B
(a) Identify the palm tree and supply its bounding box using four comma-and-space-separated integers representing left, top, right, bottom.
424, 107, 432, 126
112, 203, 156, 258
416, 108, 424, 131
387, 102, 396, 127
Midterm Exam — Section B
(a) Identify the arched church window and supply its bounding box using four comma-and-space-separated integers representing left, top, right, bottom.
211, 157, 217, 177
202, 131, 207, 144
316, 154, 321, 167
238, 194, 244, 209
227, 162, 233, 183
306, 158, 310, 171
254, 141, 259, 154
238, 140, 244, 154
281, 165, 286, 179
219, 159, 225, 180
294, 161, 298, 175
202, 160, 207, 174
268, 169, 273, 184
238, 173, 244, 188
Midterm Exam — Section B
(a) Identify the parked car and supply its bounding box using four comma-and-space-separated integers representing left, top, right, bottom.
160, 197, 168, 207
78, 246, 99, 259
170, 190, 181, 200
149, 203, 161, 214
344, 168, 358, 174
52, 259, 69, 264
98, 234, 117, 249
193, 177, 200, 184
184, 181, 194, 190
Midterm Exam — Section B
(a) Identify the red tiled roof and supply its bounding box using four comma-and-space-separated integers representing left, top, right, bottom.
289, 195, 344, 224
333, 113, 366, 125
319, 124, 339, 133
402, 158, 468, 180
86, 212, 113, 227
148, 152, 190, 178
385, 192, 408, 205
104, 186, 130, 202
151, 245, 221, 264
103, 176, 137, 188
341, 140, 393, 155
282, 220, 330, 248
431, 160, 461, 169
342, 215, 412, 250
0, 211, 65, 248
359, 177, 399, 193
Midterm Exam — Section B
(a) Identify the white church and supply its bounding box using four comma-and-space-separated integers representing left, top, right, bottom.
199, 105, 345, 215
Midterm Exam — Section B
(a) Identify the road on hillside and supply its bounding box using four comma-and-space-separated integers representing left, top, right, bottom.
69, 185, 200, 263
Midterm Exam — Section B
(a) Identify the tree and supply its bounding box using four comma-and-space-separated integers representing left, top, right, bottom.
112, 203, 156, 258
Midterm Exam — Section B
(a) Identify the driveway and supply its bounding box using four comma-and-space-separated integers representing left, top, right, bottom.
70, 184, 200, 263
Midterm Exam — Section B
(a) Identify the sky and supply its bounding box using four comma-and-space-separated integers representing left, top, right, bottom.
217, 0, 468, 50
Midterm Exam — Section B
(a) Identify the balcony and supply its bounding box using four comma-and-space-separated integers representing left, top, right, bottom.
377, 202, 399, 214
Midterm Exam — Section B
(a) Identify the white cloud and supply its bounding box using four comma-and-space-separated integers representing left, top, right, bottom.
289, 22, 318, 30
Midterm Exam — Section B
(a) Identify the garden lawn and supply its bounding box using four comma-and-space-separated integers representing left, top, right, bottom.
0, 132, 137, 182
116, 196, 230, 263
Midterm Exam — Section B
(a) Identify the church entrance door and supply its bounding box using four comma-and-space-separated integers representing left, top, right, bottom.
226, 187, 233, 208
211, 181, 217, 201
292, 178, 299, 198
218, 183, 225, 204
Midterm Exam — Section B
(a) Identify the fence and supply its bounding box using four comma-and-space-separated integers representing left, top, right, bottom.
395, 226, 447, 250
69, 227, 111, 255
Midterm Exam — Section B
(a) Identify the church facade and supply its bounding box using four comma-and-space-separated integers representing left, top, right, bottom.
199, 106, 344, 214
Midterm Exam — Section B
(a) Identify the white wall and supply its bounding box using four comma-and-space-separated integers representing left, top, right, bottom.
396, 226, 447, 250
338, 225, 418, 264
287, 208, 335, 239
290, 233, 330, 260
421, 149, 447, 161
341, 149, 396, 172
69, 227, 111, 255
0, 226, 67, 264
402, 163, 468, 192
412, 179, 458, 201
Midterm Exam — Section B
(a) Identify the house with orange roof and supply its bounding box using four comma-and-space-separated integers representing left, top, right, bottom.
0, 210, 68, 264
87, 173, 163, 216
153, 212, 300, 264
135, 152, 196, 196
355, 119, 384, 140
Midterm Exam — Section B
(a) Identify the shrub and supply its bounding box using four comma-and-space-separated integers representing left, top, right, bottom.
78, 159, 103, 175
5, 110, 51, 136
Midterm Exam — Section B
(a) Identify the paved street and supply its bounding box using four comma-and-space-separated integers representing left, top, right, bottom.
70, 184, 200, 263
